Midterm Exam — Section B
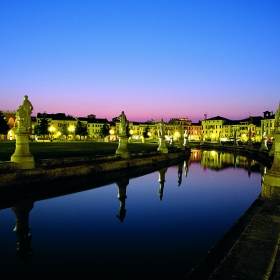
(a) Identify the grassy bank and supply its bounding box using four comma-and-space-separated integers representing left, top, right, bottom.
0, 141, 158, 161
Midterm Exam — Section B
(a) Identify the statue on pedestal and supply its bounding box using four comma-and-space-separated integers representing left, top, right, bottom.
262, 103, 280, 199
11, 95, 35, 169
119, 111, 128, 137
183, 130, 189, 147
157, 119, 168, 153
115, 111, 130, 158
15, 95, 33, 134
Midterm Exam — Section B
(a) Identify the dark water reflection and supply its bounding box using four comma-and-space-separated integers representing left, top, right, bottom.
0, 150, 262, 277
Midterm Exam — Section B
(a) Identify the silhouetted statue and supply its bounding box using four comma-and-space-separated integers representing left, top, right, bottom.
116, 178, 129, 222
12, 200, 34, 259
247, 158, 252, 178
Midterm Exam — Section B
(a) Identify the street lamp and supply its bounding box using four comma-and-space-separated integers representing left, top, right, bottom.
48, 125, 56, 141
68, 125, 76, 140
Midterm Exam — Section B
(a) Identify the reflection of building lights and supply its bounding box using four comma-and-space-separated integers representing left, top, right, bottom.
147, 132, 152, 137
68, 125, 75, 133
210, 150, 217, 157
109, 129, 115, 135
129, 129, 134, 135
48, 125, 56, 133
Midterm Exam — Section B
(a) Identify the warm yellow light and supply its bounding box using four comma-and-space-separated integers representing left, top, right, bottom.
109, 129, 115, 135
147, 132, 152, 137
174, 131, 180, 138
210, 150, 217, 157
55, 131, 61, 138
48, 125, 56, 133
129, 129, 134, 135
68, 125, 75, 133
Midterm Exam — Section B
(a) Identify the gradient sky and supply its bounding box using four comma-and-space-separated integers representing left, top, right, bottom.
0, 0, 279, 121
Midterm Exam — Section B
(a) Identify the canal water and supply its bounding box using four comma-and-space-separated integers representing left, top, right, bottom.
0, 150, 262, 277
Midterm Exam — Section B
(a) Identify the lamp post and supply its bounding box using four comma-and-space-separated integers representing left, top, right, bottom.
48, 125, 56, 141
68, 125, 75, 140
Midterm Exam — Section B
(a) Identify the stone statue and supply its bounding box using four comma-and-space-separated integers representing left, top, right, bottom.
115, 111, 130, 158
11, 95, 35, 169
119, 111, 128, 136
157, 119, 168, 153
15, 95, 33, 134
183, 130, 189, 146
158, 119, 165, 138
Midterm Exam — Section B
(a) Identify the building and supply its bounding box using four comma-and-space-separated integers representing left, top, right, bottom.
261, 111, 275, 142
202, 116, 229, 142
188, 121, 202, 141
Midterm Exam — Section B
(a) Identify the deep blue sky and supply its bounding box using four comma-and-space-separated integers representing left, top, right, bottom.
0, 0, 279, 121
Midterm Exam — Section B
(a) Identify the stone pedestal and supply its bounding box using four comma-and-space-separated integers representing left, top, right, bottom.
115, 135, 130, 158
260, 139, 268, 151
157, 137, 168, 154
269, 141, 275, 156
262, 133, 280, 199
11, 133, 35, 169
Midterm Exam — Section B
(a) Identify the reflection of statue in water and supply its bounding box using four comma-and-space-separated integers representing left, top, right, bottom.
183, 160, 190, 177
158, 168, 167, 200
15, 95, 33, 134
12, 200, 34, 260
116, 178, 129, 222
178, 162, 183, 186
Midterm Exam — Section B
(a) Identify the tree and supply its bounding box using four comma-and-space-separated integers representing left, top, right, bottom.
60, 123, 69, 139
142, 126, 149, 138
35, 117, 49, 136
99, 124, 110, 139
75, 121, 88, 140
0, 112, 9, 136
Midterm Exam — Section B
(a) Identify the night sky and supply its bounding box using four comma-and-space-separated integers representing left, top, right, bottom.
0, 0, 279, 121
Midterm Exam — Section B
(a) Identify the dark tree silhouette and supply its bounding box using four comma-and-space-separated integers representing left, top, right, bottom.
34, 118, 49, 136
75, 121, 88, 139
99, 124, 110, 139
0, 112, 9, 135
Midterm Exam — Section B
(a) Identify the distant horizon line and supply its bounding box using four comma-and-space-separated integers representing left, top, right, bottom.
1, 108, 275, 123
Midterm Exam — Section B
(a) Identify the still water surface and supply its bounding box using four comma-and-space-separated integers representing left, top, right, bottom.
0, 150, 262, 277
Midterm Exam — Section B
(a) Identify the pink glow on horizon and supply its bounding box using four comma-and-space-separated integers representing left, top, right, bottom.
0, 88, 277, 122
